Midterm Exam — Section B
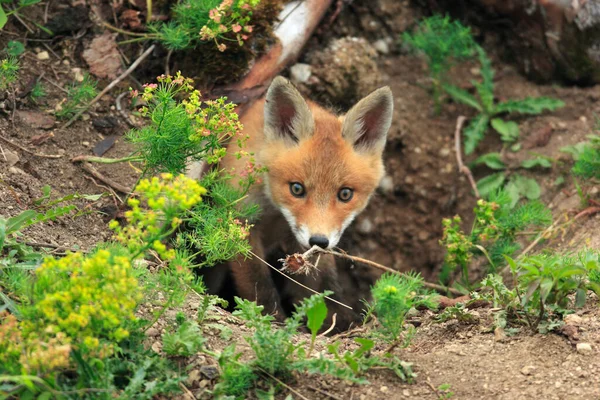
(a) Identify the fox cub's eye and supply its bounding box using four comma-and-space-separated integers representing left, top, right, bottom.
338, 188, 354, 202
290, 182, 306, 198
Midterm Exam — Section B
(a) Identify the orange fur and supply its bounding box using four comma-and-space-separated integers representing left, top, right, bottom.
202, 77, 393, 320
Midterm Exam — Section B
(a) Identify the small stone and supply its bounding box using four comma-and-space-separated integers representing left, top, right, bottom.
402, 389, 410, 397
290, 63, 312, 83
145, 327, 160, 337
494, 326, 507, 342
521, 365, 536, 376
37, 51, 50, 60
577, 343, 593, 354
565, 314, 583, 326
72, 67, 84, 82
151, 341, 162, 353
373, 39, 390, 54
380, 386, 389, 393
1, 149, 19, 167
378, 175, 394, 194
200, 365, 219, 379
186, 369, 201, 386
357, 218, 374, 234
439, 147, 451, 157
81, 114, 91, 121
62, 59, 70, 66
82, 141, 90, 147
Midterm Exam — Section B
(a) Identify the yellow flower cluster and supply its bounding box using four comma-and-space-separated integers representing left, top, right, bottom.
34, 249, 140, 355
111, 173, 206, 260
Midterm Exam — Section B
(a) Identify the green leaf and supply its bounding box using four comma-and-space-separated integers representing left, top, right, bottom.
6, 210, 37, 234
490, 118, 519, 142
504, 180, 521, 208
463, 114, 490, 155
523, 277, 542, 306
495, 97, 565, 115
575, 288, 587, 308
0, 6, 7, 30
442, 84, 482, 111
512, 175, 541, 200
521, 157, 552, 169
474, 152, 506, 170
510, 143, 522, 152
476, 172, 506, 198
6, 41, 25, 56
539, 277, 553, 303
306, 296, 328, 343
353, 337, 374, 358
0, 218, 5, 251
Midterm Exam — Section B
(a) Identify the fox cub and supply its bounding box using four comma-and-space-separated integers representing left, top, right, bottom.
196, 76, 393, 322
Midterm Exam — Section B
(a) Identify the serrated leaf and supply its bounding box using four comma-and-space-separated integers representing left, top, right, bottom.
495, 97, 565, 115
442, 84, 482, 111
474, 152, 506, 170
6, 210, 37, 234
521, 157, 552, 169
476, 172, 506, 198
490, 119, 519, 142
512, 175, 541, 200
463, 114, 490, 154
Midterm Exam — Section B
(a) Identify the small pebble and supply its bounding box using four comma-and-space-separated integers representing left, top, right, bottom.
37, 51, 50, 60
577, 343, 593, 354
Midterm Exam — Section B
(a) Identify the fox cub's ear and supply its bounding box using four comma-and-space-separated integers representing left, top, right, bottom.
342, 87, 393, 154
264, 76, 314, 145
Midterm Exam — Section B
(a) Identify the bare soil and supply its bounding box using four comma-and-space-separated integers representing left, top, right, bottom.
1, 0, 600, 399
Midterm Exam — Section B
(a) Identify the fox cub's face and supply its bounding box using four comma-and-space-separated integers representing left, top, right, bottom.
260, 77, 393, 249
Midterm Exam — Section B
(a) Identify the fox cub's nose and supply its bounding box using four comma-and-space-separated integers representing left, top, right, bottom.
309, 235, 329, 249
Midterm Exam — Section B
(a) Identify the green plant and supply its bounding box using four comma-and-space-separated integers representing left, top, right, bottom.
505, 251, 600, 332
55, 73, 97, 119
366, 272, 438, 345
151, 0, 261, 52
1, 0, 42, 30
438, 383, 455, 399
444, 46, 564, 154
0, 174, 205, 398
440, 191, 552, 288
562, 134, 600, 180
435, 303, 478, 324
402, 15, 476, 114
29, 81, 46, 102
0, 55, 19, 90
163, 320, 206, 356
473, 152, 553, 204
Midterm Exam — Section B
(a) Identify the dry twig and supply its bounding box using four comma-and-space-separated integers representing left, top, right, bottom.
454, 116, 480, 198
281, 246, 463, 296
0, 134, 62, 159
78, 162, 132, 194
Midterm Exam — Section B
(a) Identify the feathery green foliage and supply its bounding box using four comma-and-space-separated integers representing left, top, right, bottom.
402, 15, 476, 114
55, 73, 97, 119
368, 272, 438, 344
440, 190, 551, 288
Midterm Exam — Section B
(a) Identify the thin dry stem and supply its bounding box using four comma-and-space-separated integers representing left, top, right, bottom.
250, 250, 353, 310
455, 115, 480, 198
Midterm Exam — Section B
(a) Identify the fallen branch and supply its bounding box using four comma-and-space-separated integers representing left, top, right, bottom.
60, 44, 156, 130
281, 246, 463, 296
454, 116, 480, 198
79, 162, 132, 194
0, 134, 62, 159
